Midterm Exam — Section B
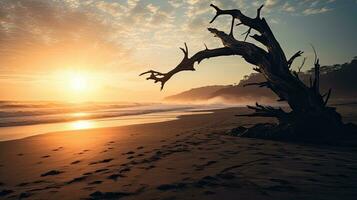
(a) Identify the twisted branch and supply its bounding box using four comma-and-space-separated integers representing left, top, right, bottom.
140, 44, 236, 90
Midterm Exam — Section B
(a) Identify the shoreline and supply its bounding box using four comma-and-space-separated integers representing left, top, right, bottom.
0, 109, 217, 142
0, 107, 356, 199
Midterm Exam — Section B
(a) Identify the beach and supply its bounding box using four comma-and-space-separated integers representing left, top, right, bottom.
0, 106, 357, 200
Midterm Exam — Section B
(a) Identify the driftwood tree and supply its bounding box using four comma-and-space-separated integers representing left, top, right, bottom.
140, 4, 354, 141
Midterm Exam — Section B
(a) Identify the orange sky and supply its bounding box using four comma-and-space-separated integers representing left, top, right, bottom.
0, 0, 356, 102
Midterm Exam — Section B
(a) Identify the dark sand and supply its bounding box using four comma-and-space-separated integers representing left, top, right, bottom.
0, 106, 357, 200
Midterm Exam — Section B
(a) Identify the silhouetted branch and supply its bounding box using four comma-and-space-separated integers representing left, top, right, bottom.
141, 3, 347, 140
207, 28, 268, 67
209, 3, 288, 70
256, 5, 264, 19
323, 88, 332, 106
140, 45, 236, 90
288, 51, 303, 68
311, 45, 320, 93
236, 102, 288, 120
229, 17, 235, 36
298, 57, 306, 73
242, 27, 252, 41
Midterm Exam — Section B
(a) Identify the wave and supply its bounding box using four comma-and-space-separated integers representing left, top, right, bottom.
0, 101, 194, 127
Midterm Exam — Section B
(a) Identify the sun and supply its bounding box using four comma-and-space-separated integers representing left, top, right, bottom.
70, 74, 88, 91
53, 70, 99, 102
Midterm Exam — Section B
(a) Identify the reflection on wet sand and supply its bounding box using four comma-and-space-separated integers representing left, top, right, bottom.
70, 120, 93, 130
0, 110, 212, 141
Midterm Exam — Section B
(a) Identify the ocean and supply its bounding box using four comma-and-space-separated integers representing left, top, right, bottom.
0, 101, 229, 141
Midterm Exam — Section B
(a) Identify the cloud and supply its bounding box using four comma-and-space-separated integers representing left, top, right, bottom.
0, 0, 132, 73
168, 0, 185, 8
0, 0, 341, 75
282, 2, 296, 12
265, 0, 279, 8
0, 0, 180, 74
303, 7, 331, 15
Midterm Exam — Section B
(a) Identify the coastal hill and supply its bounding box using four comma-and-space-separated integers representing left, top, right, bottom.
165, 57, 357, 103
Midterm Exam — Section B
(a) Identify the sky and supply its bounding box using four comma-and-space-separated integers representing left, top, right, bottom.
0, 0, 356, 102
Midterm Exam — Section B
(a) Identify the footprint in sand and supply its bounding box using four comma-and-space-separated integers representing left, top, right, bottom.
194, 161, 217, 171
71, 160, 81, 165
52, 147, 63, 151
122, 151, 135, 155
41, 170, 64, 177
41, 155, 50, 158
78, 150, 90, 155
95, 168, 109, 173
0, 189, 13, 197
67, 176, 88, 184
88, 181, 103, 185
119, 167, 131, 173
107, 174, 124, 181
89, 158, 114, 165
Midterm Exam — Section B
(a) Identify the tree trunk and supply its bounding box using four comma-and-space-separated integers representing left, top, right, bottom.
140, 4, 354, 142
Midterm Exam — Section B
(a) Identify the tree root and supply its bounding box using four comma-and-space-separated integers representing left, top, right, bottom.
230, 122, 357, 144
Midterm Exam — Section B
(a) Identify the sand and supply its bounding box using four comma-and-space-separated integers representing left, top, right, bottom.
0, 107, 357, 200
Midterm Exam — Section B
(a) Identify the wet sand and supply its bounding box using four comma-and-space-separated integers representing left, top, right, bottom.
0, 107, 357, 200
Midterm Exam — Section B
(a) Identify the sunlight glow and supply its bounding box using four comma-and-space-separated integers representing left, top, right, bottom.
71, 112, 90, 118
53, 70, 100, 102
70, 74, 88, 91
70, 120, 93, 130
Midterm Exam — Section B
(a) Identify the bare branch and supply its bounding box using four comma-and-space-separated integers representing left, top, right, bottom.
242, 27, 252, 41
323, 88, 332, 106
313, 58, 320, 93
208, 28, 268, 66
311, 44, 318, 64
287, 51, 304, 68
298, 57, 306, 73
229, 17, 235, 36
209, 4, 223, 24
140, 45, 236, 90
256, 5, 264, 19
204, 43, 208, 50
236, 102, 288, 120
208, 4, 288, 70
250, 34, 268, 46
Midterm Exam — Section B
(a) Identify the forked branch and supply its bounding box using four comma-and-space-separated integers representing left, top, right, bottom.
288, 51, 304, 68
209, 4, 288, 71
140, 44, 236, 90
